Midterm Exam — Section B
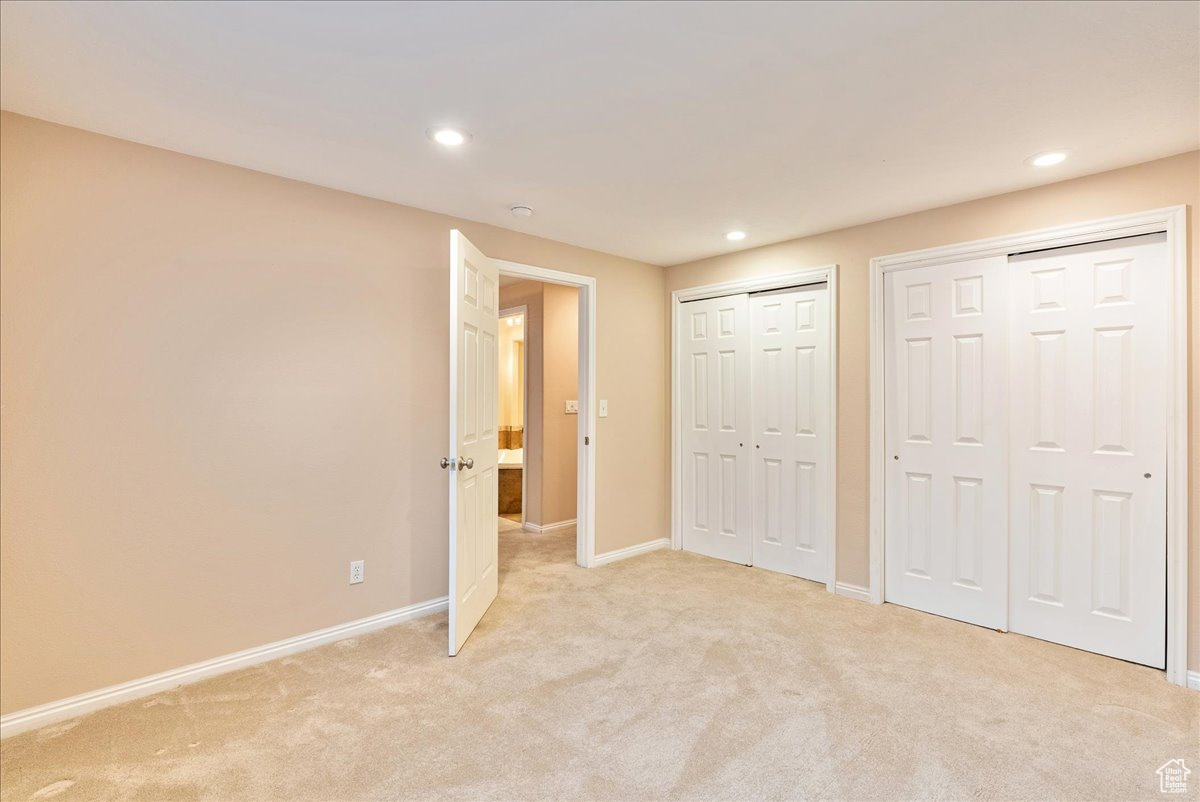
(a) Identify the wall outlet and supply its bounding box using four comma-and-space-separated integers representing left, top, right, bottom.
599, 399, 608, 417
565, 399, 579, 414
349, 560, 364, 585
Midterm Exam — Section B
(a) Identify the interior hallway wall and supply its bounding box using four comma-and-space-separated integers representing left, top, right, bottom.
665, 150, 1199, 672
540, 283, 579, 525
0, 112, 669, 715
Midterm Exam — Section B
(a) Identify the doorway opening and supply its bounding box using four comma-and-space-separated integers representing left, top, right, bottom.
447, 231, 598, 655
497, 278, 581, 557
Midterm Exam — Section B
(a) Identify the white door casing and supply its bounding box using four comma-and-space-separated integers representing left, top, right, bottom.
750, 285, 832, 582
883, 256, 1009, 629
448, 230, 500, 656
679, 293, 753, 564
1007, 234, 1168, 667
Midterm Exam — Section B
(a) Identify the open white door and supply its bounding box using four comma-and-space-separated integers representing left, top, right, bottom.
447, 230, 500, 656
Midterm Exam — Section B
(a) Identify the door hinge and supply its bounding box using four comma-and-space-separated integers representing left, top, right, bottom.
584, 436, 590, 445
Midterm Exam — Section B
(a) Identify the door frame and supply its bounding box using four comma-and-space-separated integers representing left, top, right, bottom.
670, 265, 840, 592
498, 304, 529, 528
867, 205, 1189, 686
497, 260, 598, 569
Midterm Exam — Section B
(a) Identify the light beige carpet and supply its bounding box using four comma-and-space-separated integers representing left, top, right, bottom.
2, 524, 1197, 801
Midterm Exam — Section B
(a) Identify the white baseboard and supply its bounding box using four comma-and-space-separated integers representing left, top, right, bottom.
1188, 671, 1200, 691
593, 537, 670, 567
522, 518, 576, 534
0, 596, 448, 740
835, 581, 872, 602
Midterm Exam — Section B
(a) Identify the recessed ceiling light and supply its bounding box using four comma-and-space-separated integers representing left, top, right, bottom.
510, 205, 534, 217
1028, 151, 1067, 168
428, 127, 470, 147
725, 231, 747, 241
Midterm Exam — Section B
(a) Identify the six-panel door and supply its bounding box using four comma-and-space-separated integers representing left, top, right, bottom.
679, 294, 753, 565
750, 286, 832, 582
449, 231, 500, 656
883, 257, 1009, 629
1007, 234, 1167, 667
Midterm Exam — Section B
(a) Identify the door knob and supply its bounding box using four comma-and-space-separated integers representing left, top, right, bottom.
458, 457, 474, 470
440, 457, 451, 470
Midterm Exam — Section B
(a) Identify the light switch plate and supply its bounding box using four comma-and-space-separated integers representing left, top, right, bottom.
599, 400, 608, 417
565, 400, 579, 414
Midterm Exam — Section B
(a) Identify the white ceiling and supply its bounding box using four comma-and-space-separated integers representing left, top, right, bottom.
2, 1, 1196, 266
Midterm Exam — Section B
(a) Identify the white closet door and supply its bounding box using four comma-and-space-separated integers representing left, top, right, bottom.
884, 256, 1009, 629
1008, 234, 1167, 667
680, 294, 753, 564
750, 285, 831, 582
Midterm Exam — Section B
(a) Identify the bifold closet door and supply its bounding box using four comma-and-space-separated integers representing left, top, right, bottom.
750, 285, 831, 582
1007, 233, 1168, 667
883, 256, 1009, 629
679, 294, 752, 564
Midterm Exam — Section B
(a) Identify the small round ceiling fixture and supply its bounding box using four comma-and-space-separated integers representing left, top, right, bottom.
1028, 150, 1067, 168
510, 205, 534, 218
725, 230, 747, 241
427, 127, 471, 147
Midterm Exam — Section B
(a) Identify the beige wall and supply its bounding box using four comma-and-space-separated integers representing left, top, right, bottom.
665, 150, 1199, 671
540, 283, 579, 525
0, 112, 669, 714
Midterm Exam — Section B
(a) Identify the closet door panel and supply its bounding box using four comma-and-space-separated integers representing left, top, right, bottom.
1008, 234, 1167, 667
680, 294, 753, 565
750, 285, 831, 582
883, 257, 1008, 629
